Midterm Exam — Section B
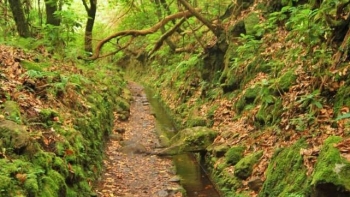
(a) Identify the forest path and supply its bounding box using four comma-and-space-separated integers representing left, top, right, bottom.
93, 82, 183, 197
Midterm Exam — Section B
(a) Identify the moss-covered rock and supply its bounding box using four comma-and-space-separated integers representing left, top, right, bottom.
209, 144, 230, 158
216, 172, 242, 193
244, 12, 261, 36
235, 150, 263, 179
311, 136, 350, 196
185, 117, 207, 127
2, 101, 22, 124
156, 127, 217, 155
225, 146, 245, 165
39, 108, 60, 127
259, 140, 310, 197
0, 120, 29, 152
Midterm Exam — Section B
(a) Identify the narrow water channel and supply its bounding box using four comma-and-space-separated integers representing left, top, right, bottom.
144, 87, 221, 197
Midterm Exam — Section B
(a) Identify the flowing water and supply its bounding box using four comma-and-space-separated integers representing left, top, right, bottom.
144, 87, 221, 197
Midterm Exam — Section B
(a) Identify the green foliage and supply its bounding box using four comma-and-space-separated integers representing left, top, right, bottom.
175, 55, 201, 75
117, 1, 159, 31
297, 90, 323, 112
275, 69, 297, 92
336, 113, 350, 121
285, 6, 329, 47
263, 7, 290, 30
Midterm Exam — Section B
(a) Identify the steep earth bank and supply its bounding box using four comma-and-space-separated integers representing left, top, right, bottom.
125, 0, 350, 196
0, 45, 129, 196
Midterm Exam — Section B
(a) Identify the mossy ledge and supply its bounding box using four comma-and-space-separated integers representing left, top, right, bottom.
0, 52, 130, 196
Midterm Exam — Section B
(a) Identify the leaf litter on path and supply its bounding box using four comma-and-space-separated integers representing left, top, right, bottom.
94, 82, 183, 197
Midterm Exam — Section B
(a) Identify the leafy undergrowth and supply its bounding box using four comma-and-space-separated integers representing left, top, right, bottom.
0, 45, 129, 196
126, 0, 350, 196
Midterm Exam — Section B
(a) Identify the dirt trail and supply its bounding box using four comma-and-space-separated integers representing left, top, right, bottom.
94, 82, 183, 197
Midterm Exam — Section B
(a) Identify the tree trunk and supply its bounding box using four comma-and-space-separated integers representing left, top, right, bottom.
44, 0, 60, 26
82, 0, 97, 53
8, 0, 30, 37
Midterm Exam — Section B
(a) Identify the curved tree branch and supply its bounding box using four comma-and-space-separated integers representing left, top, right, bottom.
149, 17, 186, 56
94, 36, 135, 59
89, 9, 200, 60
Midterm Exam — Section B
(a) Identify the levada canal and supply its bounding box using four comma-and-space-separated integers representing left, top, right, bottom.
144, 87, 221, 197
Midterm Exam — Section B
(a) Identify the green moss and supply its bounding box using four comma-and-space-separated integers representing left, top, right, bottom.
2, 101, 22, 124
244, 12, 261, 36
185, 117, 207, 127
209, 144, 229, 158
0, 120, 29, 151
214, 166, 243, 194
221, 75, 242, 93
32, 151, 54, 170
39, 108, 59, 127
116, 97, 130, 112
21, 60, 46, 71
235, 151, 263, 179
69, 165, 86, 182
334, 85, 350, 116
235, 96, 247, 113
158, 127, 217, 155
225, 146, 245, 165
311, 136, 350, 196
0, 175, 14, 195
66, 187, 77, 197
276, 70, 297, 92
0, 58, 124, 197
245, 86, 261, 100
39, 170, 67, 197
24, 175, 39, 195
255, 98, 283, 126
259, 140, 310, 197
235, 85, 262, 113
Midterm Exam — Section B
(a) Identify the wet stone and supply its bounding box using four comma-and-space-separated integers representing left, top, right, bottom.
169, 175, 181, 182
248, 177, 264, 191
157, 190, 169, 197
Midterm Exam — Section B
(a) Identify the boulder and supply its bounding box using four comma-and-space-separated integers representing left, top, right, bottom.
311, 136, 350, 197
235, 150, 263, 179
155, 126, 217, 155
0, 120, 29, 151
2, 101, 22, 124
